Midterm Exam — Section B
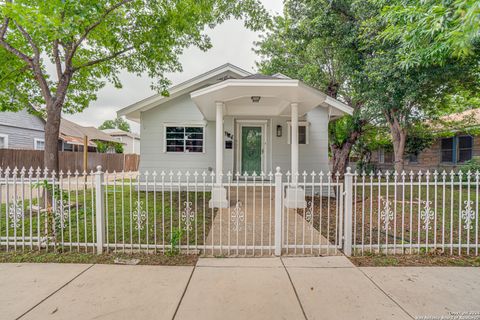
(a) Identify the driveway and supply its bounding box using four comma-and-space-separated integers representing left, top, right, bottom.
1, 257, 479, 320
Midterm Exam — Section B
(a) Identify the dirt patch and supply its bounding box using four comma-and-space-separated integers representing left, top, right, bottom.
0, 250, 198, 266
350, 253, 480, 267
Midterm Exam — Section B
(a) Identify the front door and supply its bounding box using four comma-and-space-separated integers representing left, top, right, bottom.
241, 126, 262, 175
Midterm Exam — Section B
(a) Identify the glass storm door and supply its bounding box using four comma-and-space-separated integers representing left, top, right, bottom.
241, 126, 262, 175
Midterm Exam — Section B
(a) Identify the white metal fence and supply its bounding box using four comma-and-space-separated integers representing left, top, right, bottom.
0, 166, 478, 256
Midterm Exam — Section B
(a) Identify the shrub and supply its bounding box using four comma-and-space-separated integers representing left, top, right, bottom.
460, 157, 480, 177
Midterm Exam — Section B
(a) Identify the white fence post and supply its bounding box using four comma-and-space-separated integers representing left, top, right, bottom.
95, 165, 105, 254
274, 167, 283, 256
343, 167, 353, 256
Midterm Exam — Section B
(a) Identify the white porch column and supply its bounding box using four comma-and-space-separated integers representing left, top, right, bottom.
284, 102, 306, 208
215, 101, 224, 185
209, 101, 229, 208
290, 103, 299, 185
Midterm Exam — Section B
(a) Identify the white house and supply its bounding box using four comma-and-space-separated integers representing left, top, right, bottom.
102, 129, 140, 154
118, 64, 353, 208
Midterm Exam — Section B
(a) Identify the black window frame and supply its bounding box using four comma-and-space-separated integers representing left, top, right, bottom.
441, 137, 454, 163
165, 126, 204, 153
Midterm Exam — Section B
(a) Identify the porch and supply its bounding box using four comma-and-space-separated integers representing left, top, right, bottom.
189, 77, 351, 208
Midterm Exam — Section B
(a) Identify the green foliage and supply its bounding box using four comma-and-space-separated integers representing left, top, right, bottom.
0, 0, 268, 165
167, 227, 183, 256
405, 124, 435, 156
98, 117, 131, 132
256, 0, 374, 165
460, 157, 480, 175
377, 0, 480, 68
95, 140, 123, 154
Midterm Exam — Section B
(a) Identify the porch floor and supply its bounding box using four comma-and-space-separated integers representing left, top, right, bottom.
204, 187, 339, 256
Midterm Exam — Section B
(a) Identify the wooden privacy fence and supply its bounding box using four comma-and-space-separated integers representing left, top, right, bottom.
0, 149, 139, 172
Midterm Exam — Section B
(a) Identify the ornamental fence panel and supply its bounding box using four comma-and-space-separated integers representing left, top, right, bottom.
0, 166, 478, 256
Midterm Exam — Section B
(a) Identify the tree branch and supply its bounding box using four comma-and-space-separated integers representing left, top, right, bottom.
67, 0, 134, 64
0, 38, 32, 64
72, 46, 133, 71
0, 0, 12, 39
13, 21, 40, 58
10, 21, 52, 101
53, 40, 63, 79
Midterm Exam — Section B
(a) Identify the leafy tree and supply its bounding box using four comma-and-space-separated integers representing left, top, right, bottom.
255, 0, 374, 175
99, 117, 130, 132
0, 0, 267, 171
377, 0, 480, 68
95, 140, 123, 153
361, 1, 480, 172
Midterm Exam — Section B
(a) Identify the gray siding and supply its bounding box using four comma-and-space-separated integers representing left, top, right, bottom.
0, 109, 45, 150
139, 93, 331, 175
0, 109, 45, 131
140, 94, 216, 173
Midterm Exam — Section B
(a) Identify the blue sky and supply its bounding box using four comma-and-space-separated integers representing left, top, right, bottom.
65, 0, 284, 133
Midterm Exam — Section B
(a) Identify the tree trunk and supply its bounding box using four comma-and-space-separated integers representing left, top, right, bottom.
330, 129, 363, 177
44, 101, 62, 172
388, 116, 407, 173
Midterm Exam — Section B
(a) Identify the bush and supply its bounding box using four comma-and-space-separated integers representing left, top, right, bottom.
356, 160, 376, 175
459, 157, 480, 177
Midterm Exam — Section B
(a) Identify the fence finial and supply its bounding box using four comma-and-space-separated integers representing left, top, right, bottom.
96, 165, 102, 173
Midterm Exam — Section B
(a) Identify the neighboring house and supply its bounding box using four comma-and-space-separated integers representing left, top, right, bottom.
118, 63, 353, 208
370, 109, 480, 171
0, 109, 120, 152
0, 109, 46, 150
102, 129, 140, 154
59, 118, 121, 152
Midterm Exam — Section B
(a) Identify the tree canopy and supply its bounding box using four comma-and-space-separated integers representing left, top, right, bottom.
255, 0, 374, 174
99, 117, 131, 132
0, 0, 267, 170
256, 0, 480, 172
377, 0, 480, 68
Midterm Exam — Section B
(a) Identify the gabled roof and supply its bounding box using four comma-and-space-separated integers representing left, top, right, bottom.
117, 63, 251, 122
117, 63, 353, 122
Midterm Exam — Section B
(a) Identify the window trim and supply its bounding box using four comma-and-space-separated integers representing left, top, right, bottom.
440, 137, 455, 163
287, 121, 310, 145
457, 135, 473, 163
0, 134, 8, 148
34, 138, 45, 150
440, 135, 473, 164
163, 124, 206, 154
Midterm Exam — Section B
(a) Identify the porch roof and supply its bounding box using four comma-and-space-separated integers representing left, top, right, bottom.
190, 79, 353, 121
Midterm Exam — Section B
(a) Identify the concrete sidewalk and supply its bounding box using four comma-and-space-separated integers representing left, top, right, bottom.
2, 257, 479, 320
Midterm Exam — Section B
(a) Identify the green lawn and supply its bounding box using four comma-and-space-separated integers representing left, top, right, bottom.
0, 182, 214, 253
297, 183, 479, 255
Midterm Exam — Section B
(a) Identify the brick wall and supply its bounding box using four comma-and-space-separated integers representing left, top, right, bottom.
367, 135, 480, 172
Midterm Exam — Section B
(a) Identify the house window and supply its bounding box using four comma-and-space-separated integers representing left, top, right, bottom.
408, 153, 418, 163
378, 149, 393, 164
287, 122, 309, 144
165, 126, 204, 153
63, 142, 74, 152
34, 138, 45, 150
458, 135, 473, 163
0, 134, 8, 148
441, 137, 454, 162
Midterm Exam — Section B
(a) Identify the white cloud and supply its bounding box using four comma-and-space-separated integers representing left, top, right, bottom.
64, 0, 283, 134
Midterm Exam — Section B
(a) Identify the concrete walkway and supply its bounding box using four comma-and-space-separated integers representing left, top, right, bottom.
205, 186, 335, 256
1, 257, 479, 320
